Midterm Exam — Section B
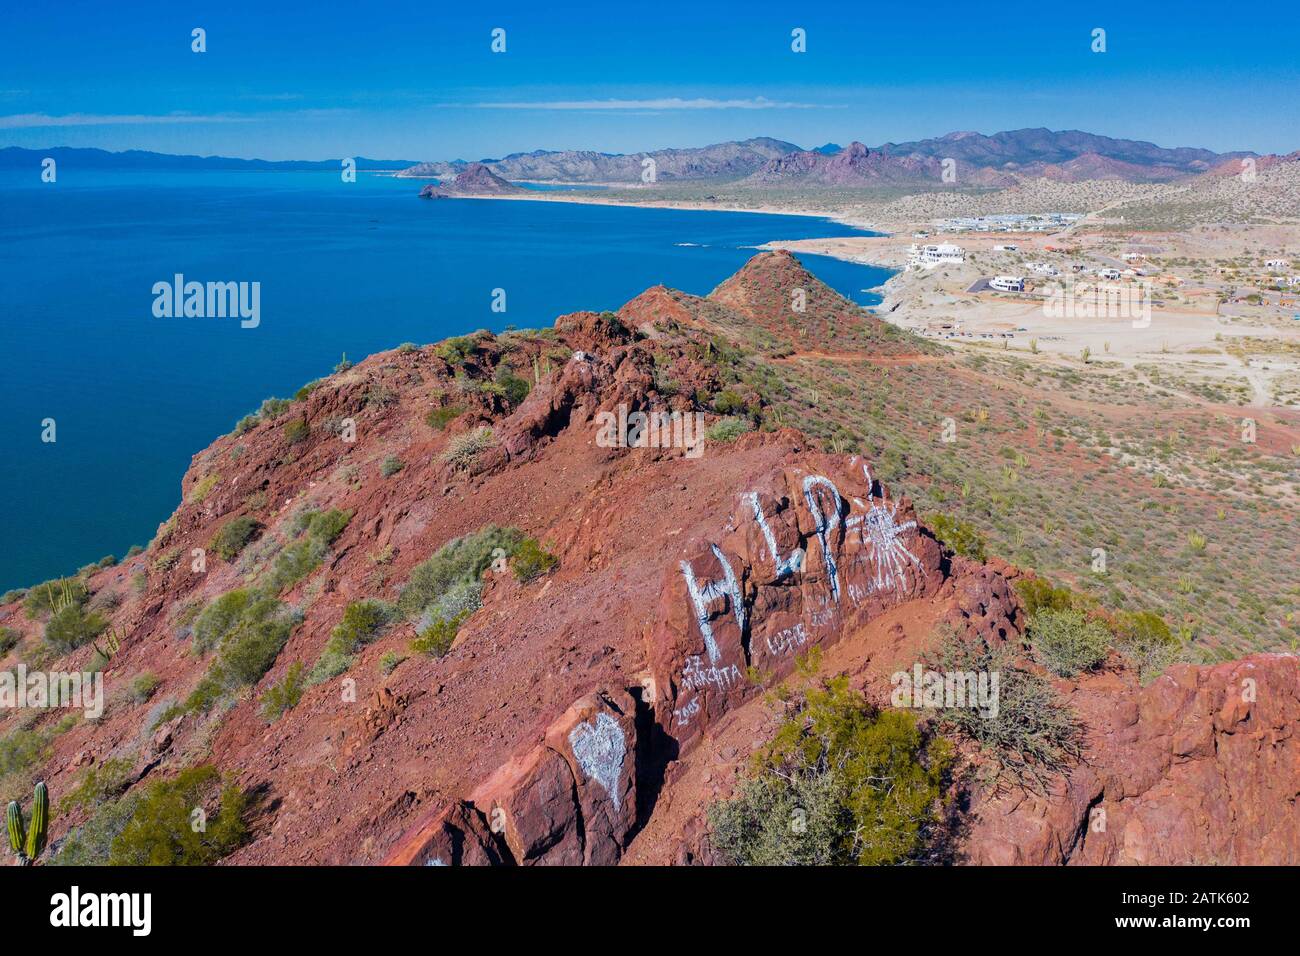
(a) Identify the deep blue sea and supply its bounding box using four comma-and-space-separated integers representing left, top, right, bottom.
0, 169, 890, 592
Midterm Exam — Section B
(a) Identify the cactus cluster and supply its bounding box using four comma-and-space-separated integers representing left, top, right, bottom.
6, 781, 49, 865
93, 625, 125, 661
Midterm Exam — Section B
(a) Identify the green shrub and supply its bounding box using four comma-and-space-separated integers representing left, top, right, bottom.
0, 627, 19, 656
1029, 607, 1111, 677
411, 608, 470, 658
262, 661, 306, 720
308, 599, 392, 684
188, 473, 220, 504
304, 507, 352, 545
107, 766, 247, 866
259, 397, 293, 420
44, 603, 108, 654
713, 389, 746, 415
49, 794, 140, 866
924, 513, 988, 562
1112, 610, 1182, 684
511, 538, 557, 583
283, 419, 310, 444
210, 516, 261, 561
705, 417, 751, 444
59, 757, 133, 814
380, 455, 405, 477
441, 426, 495, 469
24, 577, 88, 617
182, 592, 298, 714
397, 525, 522, 619
924, 632, 1083, 788
378, 651, 406, 675
435, 335, 476, 364
1014, 576, 1084, 616
131, 672, 161, 703
494, 365, 531, 406
0, 726, 51, 778
708, 677, 952, 866
294, 380, 321, 402
425, 405, 464, 430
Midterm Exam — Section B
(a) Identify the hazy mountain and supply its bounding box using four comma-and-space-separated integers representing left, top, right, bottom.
398, 137, 803, 183
0, 146, 417, 171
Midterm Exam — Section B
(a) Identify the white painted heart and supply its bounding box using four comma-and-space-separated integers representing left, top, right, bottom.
568, 712, 626, 811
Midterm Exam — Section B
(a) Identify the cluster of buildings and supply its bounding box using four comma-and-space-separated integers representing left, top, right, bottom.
934, 213, 1082, 234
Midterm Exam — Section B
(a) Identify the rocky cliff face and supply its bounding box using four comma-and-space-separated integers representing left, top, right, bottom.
3, 252, 1296, 866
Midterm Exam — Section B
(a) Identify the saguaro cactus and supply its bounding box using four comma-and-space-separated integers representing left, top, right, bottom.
5, 782, 49, 865
26, 782, 48, 860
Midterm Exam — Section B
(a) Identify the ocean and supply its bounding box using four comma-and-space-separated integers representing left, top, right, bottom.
0, 169, 890, 591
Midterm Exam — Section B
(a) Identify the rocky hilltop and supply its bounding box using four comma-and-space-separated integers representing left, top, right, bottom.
2, 252, 1297, 866
418, 163, 525, 198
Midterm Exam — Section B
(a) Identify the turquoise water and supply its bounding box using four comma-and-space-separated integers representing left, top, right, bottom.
0, 169, 890, 591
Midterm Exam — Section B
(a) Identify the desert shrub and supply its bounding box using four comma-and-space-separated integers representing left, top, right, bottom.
924, 632, 1083, 788
1029, 607, 1111, 677
435, 335, 477, 364
210, 515, 261, 561
1014, 576, 1085, 616
283, 419, 310, 444
713, 388, 746, 415
24, 577, 88, 617
411, 608, 470, 658
304, 507, 352, 545
44, 603, 108, 653
2, 588, 27, 605
0, 627, 19, 655
0, 725, 51, 778
182, 592, 298, 714
924, 513, 987, 562
378, 651, 406, 675
234, 414, 259, 435
131, 672, 161, 703
308, 599, 392, 684
262, 661, 306, 720
397, 525, 522, 619
494, 365, 531, 406
425, 405, 464, 430
192, 589, 254, 653
397, 342, 418, 354
59, 756, 134, 814
259, 397, 293, 420
49, 793, 140, 866
441, 426, 495, 469
107, 765, 247, 866
380, 455, 405, 477
709, 677, 952, 866
261, 508, 351, 594
1112, 610, 1181, 684
188, 473, 220, 504
705, 417, 751, 444
511, 538, 557, 583
294, 380, 321, 402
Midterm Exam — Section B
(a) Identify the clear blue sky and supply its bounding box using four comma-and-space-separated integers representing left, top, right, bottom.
2, 0, 1296, 160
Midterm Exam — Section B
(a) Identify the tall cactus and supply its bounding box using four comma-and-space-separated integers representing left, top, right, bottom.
5, 782, 50, 865
6, 800, 24, 860
25, 782, 47, 860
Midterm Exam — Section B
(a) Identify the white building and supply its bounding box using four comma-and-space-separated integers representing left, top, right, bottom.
1265, 259, 1291, 271
1098, 268, 1121, 280
908, 243, 967, 269
1029, 262, 1059, 276
993, 244, 1019, 252
989, 276, 1025, 292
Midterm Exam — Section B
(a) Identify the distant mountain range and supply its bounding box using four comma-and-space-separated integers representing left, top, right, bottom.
2, 130, 1274, 189
399, 129, 1264, 188
0, 146, 416, 171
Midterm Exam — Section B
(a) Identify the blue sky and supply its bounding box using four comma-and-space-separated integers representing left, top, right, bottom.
2, 0, 1297, 160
